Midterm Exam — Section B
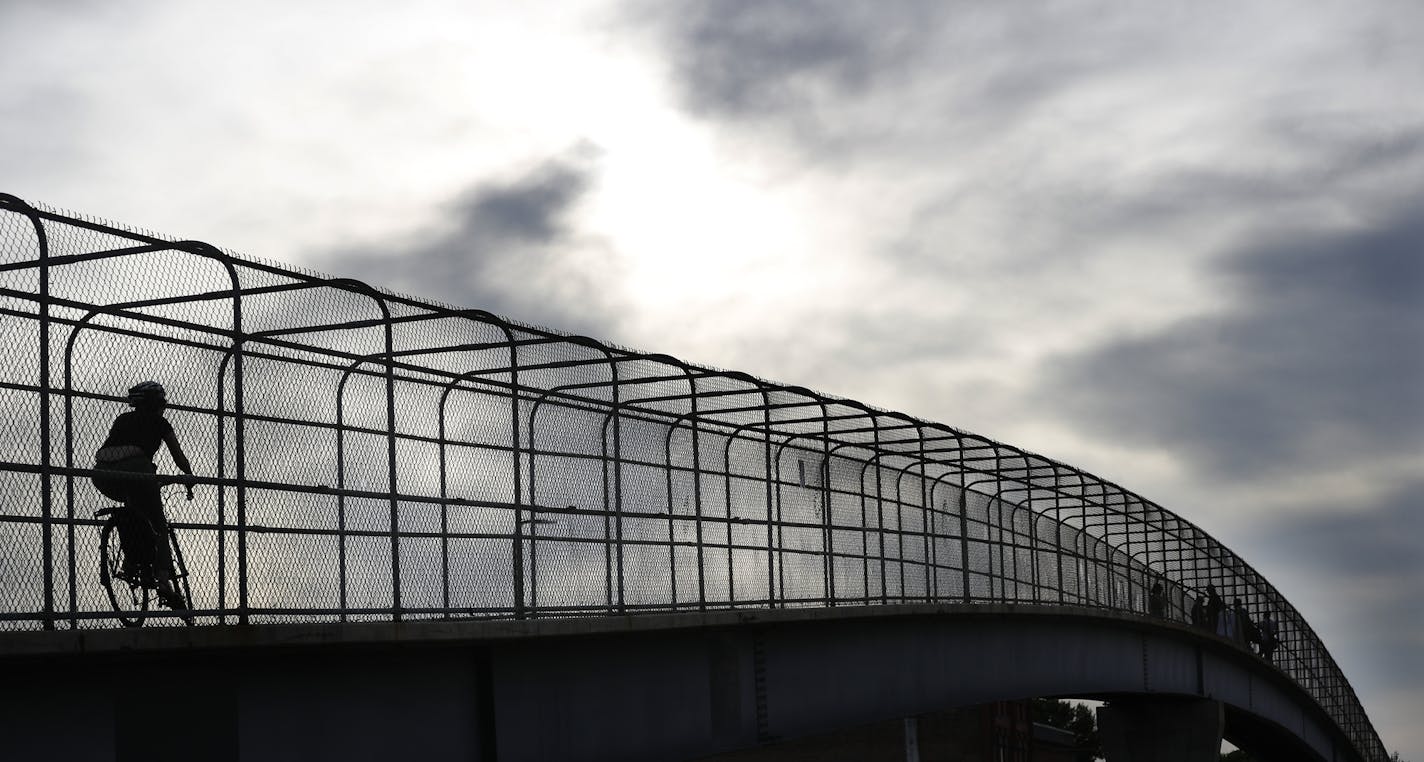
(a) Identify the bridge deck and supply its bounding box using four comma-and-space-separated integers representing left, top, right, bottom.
0, 603, 1354, 762
0, 602, 1165, 657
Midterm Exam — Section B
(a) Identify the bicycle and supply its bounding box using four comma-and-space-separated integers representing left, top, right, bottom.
95, 481, 195, 627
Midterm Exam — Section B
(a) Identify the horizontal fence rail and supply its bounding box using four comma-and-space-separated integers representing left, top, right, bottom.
0, 193, 1386, 761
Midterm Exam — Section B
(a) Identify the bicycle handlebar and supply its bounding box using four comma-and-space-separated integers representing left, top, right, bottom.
156, 476, 196, 501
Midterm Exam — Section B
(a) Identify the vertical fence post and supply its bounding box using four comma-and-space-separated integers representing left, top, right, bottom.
917, 431, 930, 604
859, 463, 872, 604
959, 474, 998, 604
215, 335, 242, 624
217, 250, 249, 626
691, 379, 707, 612
873, 455, 889, 604
928, 473, 957, 604
820, 420, 833, 607
600, 413, 616, 614
762, 403, 774, 609
663, 423, 681, 609
437, 383, 454, 618
611, 395, 624, 616
334, 358, 378, 623
222, 253, 248, 626
62, 315, 89, 629
383, 317, 399, 622
32, 204, 56, 630
336, 372, 349, 623
958, 480, 971, 603
508, 334, 525, 620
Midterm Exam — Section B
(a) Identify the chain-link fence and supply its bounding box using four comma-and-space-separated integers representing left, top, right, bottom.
0, 193, 1386, 761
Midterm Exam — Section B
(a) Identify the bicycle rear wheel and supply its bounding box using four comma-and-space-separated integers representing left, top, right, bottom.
98, 517, 151, 628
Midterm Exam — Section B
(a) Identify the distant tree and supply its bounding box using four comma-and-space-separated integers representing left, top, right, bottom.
1068, 702, 1100, 760
1032, 698, 1074, 728
1032, 698, 1100, 762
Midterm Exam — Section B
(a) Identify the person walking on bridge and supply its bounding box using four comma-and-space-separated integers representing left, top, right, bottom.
1205, 583, 1225, 632
1190, 595, 1207, 629
1149, 580, 1166, 618
1217, 597, 1238, 640
1235, 599, 1257, 648
1258, 613, 1279, 663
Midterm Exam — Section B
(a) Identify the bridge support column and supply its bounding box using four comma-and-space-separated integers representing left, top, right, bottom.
1097, 697, 1223, 762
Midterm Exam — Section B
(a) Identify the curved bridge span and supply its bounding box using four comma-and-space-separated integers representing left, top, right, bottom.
0, 605, 1369, 761
0, 194, 1388, 760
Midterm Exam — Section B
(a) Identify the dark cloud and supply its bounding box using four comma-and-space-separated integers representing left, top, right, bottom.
1245, 479, 1424, 694
636, 2, 1257, 156
1079, 123, 1424, 239
1042, 203, 1424, 478
641, 0, 940, 118
322, 146, 623, 337
639, 0, 1424, 231
635, 0, 1147, 159
1252, 479, 1424, 586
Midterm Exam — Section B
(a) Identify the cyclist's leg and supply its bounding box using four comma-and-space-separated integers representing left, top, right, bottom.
96, 459, 156, 580
127, 479, 175, 588
114, 506, 149, 581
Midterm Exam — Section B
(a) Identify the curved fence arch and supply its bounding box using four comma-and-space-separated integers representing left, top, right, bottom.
0, 194, 1386, 761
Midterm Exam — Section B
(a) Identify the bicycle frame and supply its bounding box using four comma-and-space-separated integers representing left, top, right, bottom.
95, 483, 195, 627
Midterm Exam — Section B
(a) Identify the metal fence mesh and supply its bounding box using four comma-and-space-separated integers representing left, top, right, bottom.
0, 193, 1387, 761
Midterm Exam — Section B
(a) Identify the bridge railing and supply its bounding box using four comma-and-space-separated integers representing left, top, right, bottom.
0, 193, 1386, 761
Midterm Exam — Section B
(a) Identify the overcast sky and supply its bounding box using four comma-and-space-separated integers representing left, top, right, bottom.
4, 0, 1421, 756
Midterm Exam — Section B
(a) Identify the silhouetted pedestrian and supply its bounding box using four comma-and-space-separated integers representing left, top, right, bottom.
1217, 598, 1237, 640
1233, 599, 1253, 646
1259, 613, 1279, 663
1149, 581, 1165, 618
1190, 596, 1207, 629
1206, 584, 1225, 632
1235, 600, 1257, 648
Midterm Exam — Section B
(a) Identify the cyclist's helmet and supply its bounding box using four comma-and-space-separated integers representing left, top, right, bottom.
126, 381, 167, 407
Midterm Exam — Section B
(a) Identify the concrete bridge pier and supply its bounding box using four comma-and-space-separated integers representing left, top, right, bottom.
1097, 697, 1224, 762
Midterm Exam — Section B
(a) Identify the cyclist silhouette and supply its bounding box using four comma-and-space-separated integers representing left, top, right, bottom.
91, 381, 194, 611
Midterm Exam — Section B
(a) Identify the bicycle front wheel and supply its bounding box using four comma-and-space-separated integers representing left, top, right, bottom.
99, 518, 151, 628
167, 528, 194, 624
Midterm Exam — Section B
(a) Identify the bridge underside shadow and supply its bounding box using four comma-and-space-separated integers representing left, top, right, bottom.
0, 604, 1357, 762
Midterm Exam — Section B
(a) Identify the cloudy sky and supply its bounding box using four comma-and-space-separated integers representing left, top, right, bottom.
4, 0, 1421, 755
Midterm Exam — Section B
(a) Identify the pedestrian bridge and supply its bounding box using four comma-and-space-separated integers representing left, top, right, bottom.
0, 194, 1389, 761
0, 604, 1368, 761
